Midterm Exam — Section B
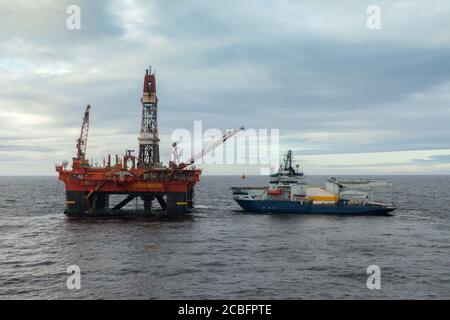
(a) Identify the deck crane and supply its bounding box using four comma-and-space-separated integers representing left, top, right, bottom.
170, 127, 244, 170
76, 104, 91, 161
328, 178, 392, 190
325, 177, 393, 203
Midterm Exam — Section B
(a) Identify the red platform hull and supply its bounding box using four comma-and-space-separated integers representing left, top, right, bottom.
56, 159, 201, 215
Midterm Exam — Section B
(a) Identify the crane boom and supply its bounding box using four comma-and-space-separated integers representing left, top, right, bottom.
336, 179, 392, 189
76, 104, 91, 160
175, 127, 244, 169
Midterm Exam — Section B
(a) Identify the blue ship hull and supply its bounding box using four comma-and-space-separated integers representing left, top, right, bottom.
235, 199, 395, 216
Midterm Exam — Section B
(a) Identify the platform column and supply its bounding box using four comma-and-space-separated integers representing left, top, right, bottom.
166, 192, 187, 214
93, 193, 109, 211
187, 185, 194, 210
143, 196, 154, 213
66, 191, 87, 216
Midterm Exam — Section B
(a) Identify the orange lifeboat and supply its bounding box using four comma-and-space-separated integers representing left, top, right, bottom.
267, 188, 283, 196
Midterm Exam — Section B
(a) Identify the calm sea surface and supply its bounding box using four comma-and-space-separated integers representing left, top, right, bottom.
0, 175, 449, 299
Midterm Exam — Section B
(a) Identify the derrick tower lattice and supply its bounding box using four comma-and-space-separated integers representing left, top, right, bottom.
138, 67, 160, 166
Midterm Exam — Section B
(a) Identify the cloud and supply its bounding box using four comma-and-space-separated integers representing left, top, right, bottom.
298, 149, 450, 175
0, 0, 450, 175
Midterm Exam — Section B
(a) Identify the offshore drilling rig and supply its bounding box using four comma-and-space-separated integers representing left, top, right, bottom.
56, 67, 243, 216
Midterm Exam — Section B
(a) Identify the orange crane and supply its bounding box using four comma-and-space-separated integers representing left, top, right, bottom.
75, 104, 91, 161
170, 126, 245, 170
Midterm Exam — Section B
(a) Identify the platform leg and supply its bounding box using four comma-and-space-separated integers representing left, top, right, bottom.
65, 191, 87, 216
111, 194, 135, 211
156, 195, 167, 210
187, 185, 194, 210
143, 196, 154, 213
94, 193, 109, 212
166, 192, 187, 214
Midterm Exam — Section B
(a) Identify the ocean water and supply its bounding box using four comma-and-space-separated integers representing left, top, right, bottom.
0, 175, 449, 299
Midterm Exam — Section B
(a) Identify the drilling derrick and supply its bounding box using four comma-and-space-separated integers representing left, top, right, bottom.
138, 67, 160, 167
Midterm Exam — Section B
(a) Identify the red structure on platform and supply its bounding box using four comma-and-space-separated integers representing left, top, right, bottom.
56, 68, 210, 216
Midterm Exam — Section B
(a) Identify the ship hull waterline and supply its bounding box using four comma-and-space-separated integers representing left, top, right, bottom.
235, 199, 396, 216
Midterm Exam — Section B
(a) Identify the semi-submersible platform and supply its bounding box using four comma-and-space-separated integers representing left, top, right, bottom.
56, 67, 242, 216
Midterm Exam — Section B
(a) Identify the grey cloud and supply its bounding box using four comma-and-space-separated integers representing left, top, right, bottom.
411, 154, 450, 164
0, 144, 55, 152
1, 0, 450, 174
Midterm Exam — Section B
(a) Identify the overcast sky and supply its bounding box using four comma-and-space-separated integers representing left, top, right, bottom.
1, 0, 450, 175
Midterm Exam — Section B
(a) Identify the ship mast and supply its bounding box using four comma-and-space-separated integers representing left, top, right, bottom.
283, 150, 295, 174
